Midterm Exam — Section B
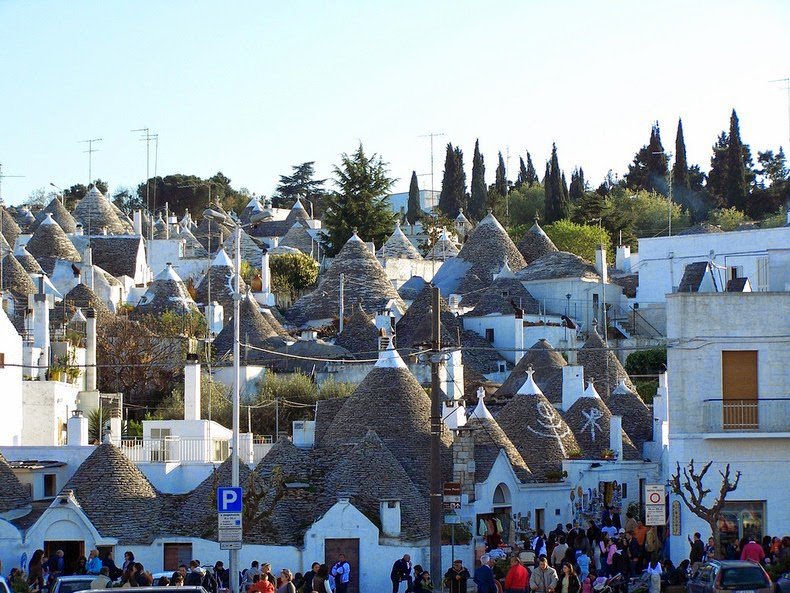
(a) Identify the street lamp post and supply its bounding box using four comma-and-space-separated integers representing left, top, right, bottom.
203, 207, 271, 593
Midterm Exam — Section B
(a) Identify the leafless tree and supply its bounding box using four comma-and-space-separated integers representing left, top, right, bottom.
669, 459, 741, 556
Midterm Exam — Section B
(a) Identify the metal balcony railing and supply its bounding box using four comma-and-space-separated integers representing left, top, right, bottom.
119, 436, 230, 463
702, 398, 790, 433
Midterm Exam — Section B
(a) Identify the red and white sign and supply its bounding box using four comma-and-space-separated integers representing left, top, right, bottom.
646, 484, 665, 505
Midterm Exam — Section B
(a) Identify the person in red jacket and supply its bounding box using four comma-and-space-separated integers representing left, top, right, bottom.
740, 538, 765, 564
505, 556, 530, 593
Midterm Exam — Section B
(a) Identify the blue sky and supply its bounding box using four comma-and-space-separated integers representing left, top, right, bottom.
1, 0, 788, 205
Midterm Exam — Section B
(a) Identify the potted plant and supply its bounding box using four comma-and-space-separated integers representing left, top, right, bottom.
601, 448, 617, 460
567, 449, 583, 459
545, 470, 568, 482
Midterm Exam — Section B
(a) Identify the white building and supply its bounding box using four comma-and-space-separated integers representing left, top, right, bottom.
0, 306, 24, 446
665, 290, 790, 564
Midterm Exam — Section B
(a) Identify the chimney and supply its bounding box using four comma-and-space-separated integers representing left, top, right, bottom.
380, 500, 402, 537
452, 425, 476, 501
654, 371, 669, 422
514, 314, 525, 365
74, 224, 84, 236
85, 308, 97, 391
260, 251, 271, 293
67, 410, 89, 446
300, 329, 317, 341
109, 405, 122, 444
184, 353, 201, 421
616, 245, 631, 273
609, 415, 623, 460
567, 330, 578, 364
561, 365, 585, 411
595, 244, 608, 283
133, 210, 143, 235
33, 278, 50, 373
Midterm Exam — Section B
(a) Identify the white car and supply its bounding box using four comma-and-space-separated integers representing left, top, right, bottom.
51, 575, 97, 593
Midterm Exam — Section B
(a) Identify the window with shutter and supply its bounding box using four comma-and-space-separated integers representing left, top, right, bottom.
721, 351, 758, 429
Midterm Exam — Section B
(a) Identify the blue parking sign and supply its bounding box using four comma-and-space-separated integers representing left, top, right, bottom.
217, 487, 243, 513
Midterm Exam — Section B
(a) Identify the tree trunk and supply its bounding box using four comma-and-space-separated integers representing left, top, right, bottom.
711, 519, 722, 560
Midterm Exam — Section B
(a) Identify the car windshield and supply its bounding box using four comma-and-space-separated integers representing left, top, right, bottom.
57, 580, 95, 593
720, 567, 768, 589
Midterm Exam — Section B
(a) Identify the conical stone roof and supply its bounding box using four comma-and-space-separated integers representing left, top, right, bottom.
607, 379, 653, 449
563, 382, 640, 460
284, 197, 310, 226
431, 211, 526, 301
30, 198, 77, 234
395, 285, 460, 350
0, 231, 11, 256
255, 436, 312, 483
321, 346, 453, 492
279, 222, 315, 256
577, 324, 637, 397
496, 368, 580, 479
133, 264, 200, 317
175, 225, 208, 259
424, 228, 459, 260
222, 228, 263, 266
212, 294, 283, 359
0, 207, 21, 248
195, 216, 230, 254
378, 221, 422, 260
495, 339, 567, 404
73, 186, 133, 235
467, 391, 533, 482
61, 443, 160, 543
325, 430, 428, 539
26, 213, 82, 273
194, 248, 247, 322
13, 245, 43, 274
335, 300, 379, 356
0, 451, 31, 512
286, 232, 404, 327
2, 253, 35, 302
518, 221, 558, 264
52, 282, 114, 327
466, 265, 541, 316
240, 196, 263, 225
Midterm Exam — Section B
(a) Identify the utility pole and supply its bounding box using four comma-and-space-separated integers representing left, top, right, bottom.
770, 77, 790, 148
0, 163, 24, 206
132, 128, 157, 239
506, 145, 511, 225
78, 138, 102, 185
419, 132, 445, 210
338, 273, 345, 332
429, 285, 443, 585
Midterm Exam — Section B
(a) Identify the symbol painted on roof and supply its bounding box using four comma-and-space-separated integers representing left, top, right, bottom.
581, 408, 604, 441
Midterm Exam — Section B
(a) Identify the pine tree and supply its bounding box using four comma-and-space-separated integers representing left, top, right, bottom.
516, 157, 528, 188
544, 144, 570, 223
469, 139, 487, 220
406, 170, 421, 225
322, 143, 395, 256
625, 122, 669, 194
526, 152, 539, 186
672, 119, 690, 191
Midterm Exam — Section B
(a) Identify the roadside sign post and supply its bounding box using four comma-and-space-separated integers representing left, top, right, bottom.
645, 484, 666, 526
218, 487, 243, 552
443, 482, 462, 564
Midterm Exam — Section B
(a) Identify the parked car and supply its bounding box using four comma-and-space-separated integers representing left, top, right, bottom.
775, 572, 789, 593
687, 561, 772, 593
51, 576, 97, 593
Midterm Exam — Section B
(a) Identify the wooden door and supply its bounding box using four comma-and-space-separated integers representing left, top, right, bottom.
325, 538, 359, 593
721, 351, 758, 429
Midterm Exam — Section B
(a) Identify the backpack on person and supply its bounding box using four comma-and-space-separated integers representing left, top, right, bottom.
201, 570, 218, 593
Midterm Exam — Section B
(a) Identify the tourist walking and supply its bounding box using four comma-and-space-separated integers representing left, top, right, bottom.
740, 538, 765, 564
473, 555, 497, 593
556, 563, 580, 593
688, 533, 705, 568
504, 556, 529, 593
444, 560, 470, 593
86, 551, 102, 576
276, 569, 296, 593
330, 555, 350, 593
646, 557, 662, 593
390, 554, 412, 593
312, 565, 332, 593
300, 563, 320, 593
552, 537, 569, 569
530, 555, 558, 593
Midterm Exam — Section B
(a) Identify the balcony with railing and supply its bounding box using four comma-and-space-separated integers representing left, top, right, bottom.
119, 436, 230, 463
702, 398, 790, 436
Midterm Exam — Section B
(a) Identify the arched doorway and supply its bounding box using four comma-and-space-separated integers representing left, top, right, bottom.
492, 483, 513, 545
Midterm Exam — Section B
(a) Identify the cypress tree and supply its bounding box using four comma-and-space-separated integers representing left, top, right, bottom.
545, 144, 569, 223
672, 118, 690, 191
495, 152, 508, 197
625, 122, 669, 194
469, 139, 487, 220
724, 109, 750, 212
706, 131, 729, 207
569, 167, 586, 201
516, 157, 528, 188
406, 170, 421, 225
526, 152, 539, 186
543, 161, 552, 219
438, 142, 467, 218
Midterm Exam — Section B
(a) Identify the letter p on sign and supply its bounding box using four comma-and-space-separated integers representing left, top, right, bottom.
217, 487, 243, 513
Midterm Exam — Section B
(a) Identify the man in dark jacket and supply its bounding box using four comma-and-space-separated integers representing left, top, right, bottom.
301, 562, 320, 593
391, 554, 412, 593
689, 533, 705, 567
445, 560, 471, 593
474, 555, 497, 593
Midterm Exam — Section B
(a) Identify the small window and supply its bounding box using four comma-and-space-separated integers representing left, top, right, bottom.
500, 291, 509, 298
498, 362, 507, 373
163, 543, 192, 571
555, 508, 561, 516
387, 501, 397, 509
621, 483, 628, 498
485, 328, 495, 343
44, 474, 57, 497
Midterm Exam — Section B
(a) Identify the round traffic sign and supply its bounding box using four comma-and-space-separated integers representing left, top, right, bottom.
649, 492, 662, 504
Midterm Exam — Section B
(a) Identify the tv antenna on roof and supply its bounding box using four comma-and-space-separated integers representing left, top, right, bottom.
0, 163, 24, 206
78, 138, 102, 185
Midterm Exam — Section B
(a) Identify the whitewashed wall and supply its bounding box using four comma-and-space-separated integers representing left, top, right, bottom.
0, 308, 24, 445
